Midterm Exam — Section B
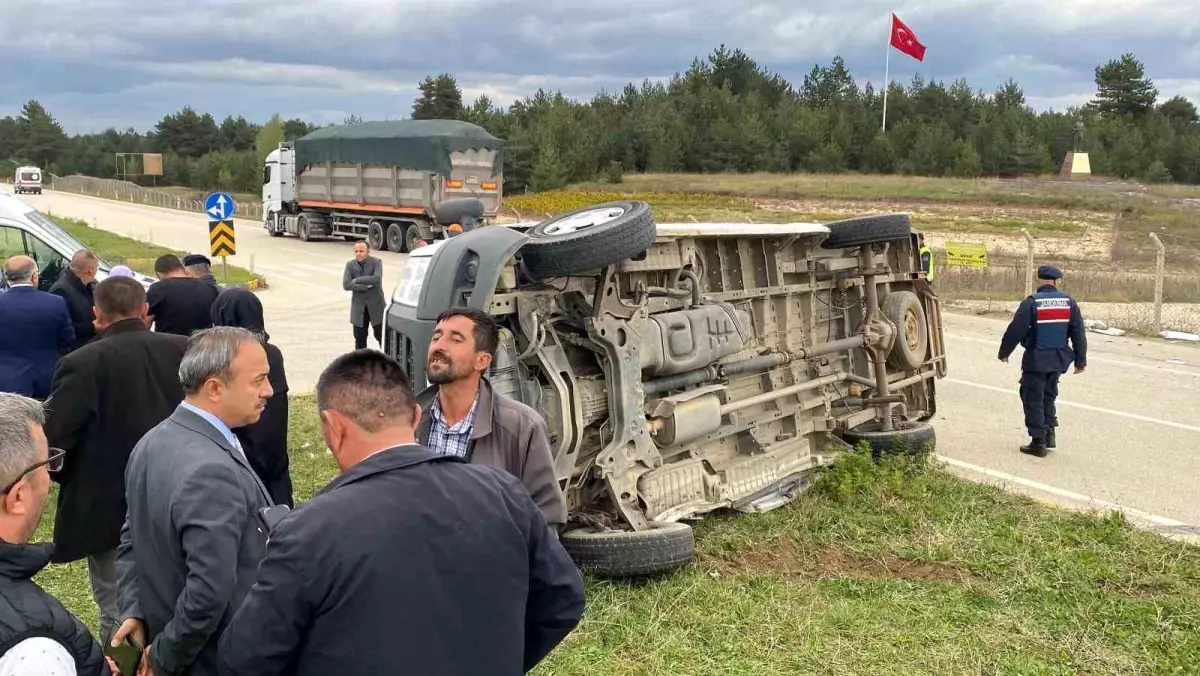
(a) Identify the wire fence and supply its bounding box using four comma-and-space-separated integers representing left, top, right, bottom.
934, 230, 1199, 336
45, 174, 264, 220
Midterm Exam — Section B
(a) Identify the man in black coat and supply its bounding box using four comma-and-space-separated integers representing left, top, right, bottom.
211, 287, 293, 506
43, 276, 189, 644
218, 350, 585, 676
147, 253, 220, 336
48, 248, 99, 352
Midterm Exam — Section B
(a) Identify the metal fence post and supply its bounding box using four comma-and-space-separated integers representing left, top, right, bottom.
1021, 228, 1035, 297
1150, 233, 1165, 334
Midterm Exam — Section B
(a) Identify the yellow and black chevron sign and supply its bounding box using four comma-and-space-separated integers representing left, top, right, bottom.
209, 220, 236, 257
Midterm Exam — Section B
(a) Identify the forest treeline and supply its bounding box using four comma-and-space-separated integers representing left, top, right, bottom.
2, 47, 1197, 194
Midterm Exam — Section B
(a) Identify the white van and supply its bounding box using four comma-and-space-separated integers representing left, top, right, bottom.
13, 166, 42, 195
0, 190, 155, 292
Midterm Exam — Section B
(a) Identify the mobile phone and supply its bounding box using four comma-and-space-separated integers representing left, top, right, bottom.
104, 637, 142, 676
258, 504, 291, 533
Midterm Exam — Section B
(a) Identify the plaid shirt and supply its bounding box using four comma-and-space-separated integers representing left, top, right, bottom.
425, 393, 479, 459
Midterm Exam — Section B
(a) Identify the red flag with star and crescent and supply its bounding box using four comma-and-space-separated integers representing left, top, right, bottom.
890, 13, 926, 62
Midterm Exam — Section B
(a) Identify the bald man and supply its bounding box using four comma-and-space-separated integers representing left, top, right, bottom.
0, 256, 74, 399
49, 249, 100, 351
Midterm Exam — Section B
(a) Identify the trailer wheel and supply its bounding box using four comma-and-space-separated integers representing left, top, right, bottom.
367, 221, 385, 251
842, 420, 935, 460
406, 225, 426, 252
520, 201, 657, 279
820, 214, 912, 249
560, 521, 694, 578
882, 290, 928, 370
386, 223, 406, 253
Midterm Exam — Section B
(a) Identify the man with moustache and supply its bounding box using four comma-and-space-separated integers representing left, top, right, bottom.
415, 307, 566, 531
110, 326, 277, 676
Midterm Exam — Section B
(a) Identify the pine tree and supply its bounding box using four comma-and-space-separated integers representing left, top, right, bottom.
17, 100, 68, 168
1092, 53, 1158, 118
412, 74, 465, 120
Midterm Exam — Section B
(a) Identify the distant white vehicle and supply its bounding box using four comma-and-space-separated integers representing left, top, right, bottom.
0, 190, 155, 292
13, 166, 42, 195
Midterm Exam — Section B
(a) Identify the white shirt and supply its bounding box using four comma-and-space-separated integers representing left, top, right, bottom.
0, 637, 76, 676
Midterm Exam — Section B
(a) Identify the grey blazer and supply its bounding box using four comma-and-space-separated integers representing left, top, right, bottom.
115, 405, 273, 676
343, 256, 386, 326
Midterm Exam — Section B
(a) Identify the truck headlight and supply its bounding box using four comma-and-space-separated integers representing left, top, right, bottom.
392, 255, 432, 307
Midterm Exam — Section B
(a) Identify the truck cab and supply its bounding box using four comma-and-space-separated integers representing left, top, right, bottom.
262, 144, 295, 226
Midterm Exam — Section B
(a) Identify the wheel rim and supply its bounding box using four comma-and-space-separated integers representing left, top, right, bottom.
542, 207, 625, 236
905, 309, 920, 350
407, 227, 422, 249
369, 224, 383, 248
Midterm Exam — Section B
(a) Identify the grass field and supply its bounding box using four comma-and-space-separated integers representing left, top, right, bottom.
32, 394, 1200, 674
50, 215, 263, 286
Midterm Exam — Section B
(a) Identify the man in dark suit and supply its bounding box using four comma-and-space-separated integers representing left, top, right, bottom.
48, 248, 99, 352
43, 276, 189, 644
218, 350, 585, 676
342, 240, 385, 349
111, 326, 276, 676
0, 255, 74, 399
146, 253, 220, 336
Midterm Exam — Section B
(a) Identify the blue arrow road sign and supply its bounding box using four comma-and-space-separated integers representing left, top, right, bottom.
204, 192, 237, 221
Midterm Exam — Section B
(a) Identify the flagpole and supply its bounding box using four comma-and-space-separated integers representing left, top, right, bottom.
882, 12, 891, 133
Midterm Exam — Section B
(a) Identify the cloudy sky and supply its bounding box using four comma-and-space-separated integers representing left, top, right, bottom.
1, 0, 1197, 135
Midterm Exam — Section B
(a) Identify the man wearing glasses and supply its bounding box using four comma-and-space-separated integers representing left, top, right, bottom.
0, 393, 119, 675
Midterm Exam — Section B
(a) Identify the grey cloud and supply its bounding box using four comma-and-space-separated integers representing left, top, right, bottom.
1, 0, 1197, 133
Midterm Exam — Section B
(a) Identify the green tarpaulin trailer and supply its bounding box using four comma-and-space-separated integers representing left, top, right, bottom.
262, 119, 505, 252
294, 120, 505, 179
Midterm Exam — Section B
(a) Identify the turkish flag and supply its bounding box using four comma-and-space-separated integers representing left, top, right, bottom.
890, 14, 926, 62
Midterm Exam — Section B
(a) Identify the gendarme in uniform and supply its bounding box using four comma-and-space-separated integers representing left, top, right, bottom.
997, 264, 1087, 457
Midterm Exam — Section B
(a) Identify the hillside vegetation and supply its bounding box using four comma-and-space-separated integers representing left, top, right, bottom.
2, 49, 1197, 195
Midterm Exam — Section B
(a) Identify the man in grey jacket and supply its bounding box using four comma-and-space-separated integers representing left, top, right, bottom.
343, 241, 385, 350
110, 326, 277, 676
415, 307, 567, 530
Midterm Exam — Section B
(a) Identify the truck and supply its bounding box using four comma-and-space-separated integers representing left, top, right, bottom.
13, 166, 42, 195
383, 202, 947, 577
262, 119, 504, 252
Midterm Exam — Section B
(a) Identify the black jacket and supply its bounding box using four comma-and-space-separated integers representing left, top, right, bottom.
0, 539, 109, 675
48, 269, 95, 352
43, 318, 189, 562
211, 288, 293, 506
217, 444, 586, 676
147, 276, 219, 336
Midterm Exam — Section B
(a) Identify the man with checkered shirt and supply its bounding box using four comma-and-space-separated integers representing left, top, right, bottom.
415, 307, 567, 531
998, 264, 1088, 458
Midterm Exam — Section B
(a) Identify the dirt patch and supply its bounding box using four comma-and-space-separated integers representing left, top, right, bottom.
702, 539, 979, 584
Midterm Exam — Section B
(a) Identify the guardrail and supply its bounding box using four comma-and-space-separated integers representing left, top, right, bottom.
45, 174, 264, 220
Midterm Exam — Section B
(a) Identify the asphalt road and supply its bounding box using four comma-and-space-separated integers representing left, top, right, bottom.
25, 189, 1200, 539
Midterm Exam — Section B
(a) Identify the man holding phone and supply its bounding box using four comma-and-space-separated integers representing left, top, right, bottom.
111, 327, 278, 676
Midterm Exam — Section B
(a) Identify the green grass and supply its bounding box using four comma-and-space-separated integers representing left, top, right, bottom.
31, 394, 1200, 673
50, 215, 263, 286
577, 172, 1167, 212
